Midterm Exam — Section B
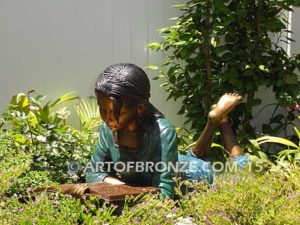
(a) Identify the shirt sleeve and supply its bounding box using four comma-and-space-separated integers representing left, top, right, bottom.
86, 124, 111, 183
152, 126, 178, 199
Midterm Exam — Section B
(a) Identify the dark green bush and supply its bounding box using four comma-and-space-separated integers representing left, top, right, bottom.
148, 0, 300, 142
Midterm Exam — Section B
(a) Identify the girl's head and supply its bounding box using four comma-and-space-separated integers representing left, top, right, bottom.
95, 63, 151, 131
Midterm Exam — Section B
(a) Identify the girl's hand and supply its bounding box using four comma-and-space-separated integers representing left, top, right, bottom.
68, 183, 89, 198
103, 176, 125, 185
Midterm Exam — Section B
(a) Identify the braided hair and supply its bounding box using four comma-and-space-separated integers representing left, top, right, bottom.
95, 63, 163, 127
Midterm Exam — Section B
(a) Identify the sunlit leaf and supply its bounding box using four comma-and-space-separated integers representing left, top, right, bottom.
75, 97, 101, 130
146, 65, 159, 70
49, 92, 78, 108
258, 65, 269, 72
147, 42, 162, 50
13, 134, 27, 144
211, 37, 218, 48
172, 4, 185, 8
256, 136, 298, 149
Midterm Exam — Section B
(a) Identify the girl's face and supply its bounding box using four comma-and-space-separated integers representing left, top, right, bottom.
97, 95, 138, 132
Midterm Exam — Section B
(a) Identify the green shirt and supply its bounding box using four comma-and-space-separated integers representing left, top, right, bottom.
86, 117, 178, 198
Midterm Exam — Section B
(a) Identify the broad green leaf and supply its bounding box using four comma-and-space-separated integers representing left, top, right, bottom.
10, 93, 29, 109
256, 136, 298, 149
173, 41, 186, 46
28, 111, 38, 127
157, 27, 171, 34
147, 42, 161, 50
49, 92, 78, 108
13, 134, 27, 144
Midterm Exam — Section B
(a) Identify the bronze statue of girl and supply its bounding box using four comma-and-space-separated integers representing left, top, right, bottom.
86, 63, 249, 198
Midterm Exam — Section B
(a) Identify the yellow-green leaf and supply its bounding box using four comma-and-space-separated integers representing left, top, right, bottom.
256, 136, 298, 149
211, 142, 225, 149
258, 65, 269, 72
13, 134, 27, 144
173, 41, 186, 46
294, 127, 300, 139
211, 37, 218, 48
172, 4, 185, 8
146, 65, 159, 70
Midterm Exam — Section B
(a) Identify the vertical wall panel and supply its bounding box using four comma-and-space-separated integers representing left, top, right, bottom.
1, 1, 299, 128
111, 0, 130, 63
0, 0, 189, 127
162, 0, 186, 127
75, 0, 113, 96
291, 7, 300, 56
128, 0, 147, 67
0, 0, 44, 106
147, 0, 167, 115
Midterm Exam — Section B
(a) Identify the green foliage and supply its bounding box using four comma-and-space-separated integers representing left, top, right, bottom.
252, 115, 300, 166
0, 136, 31, 196
179, 168, 300, 224
2, 90, 300, 223
0, 193, 86, 224
147, 0, 300, 141
256, 103, 299, 138
75, 96, 101, 131
0, 91, 99, 196
1, 168, 300, 224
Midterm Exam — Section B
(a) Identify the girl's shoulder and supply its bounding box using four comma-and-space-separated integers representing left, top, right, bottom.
154, 117, 176, 136
156, 117, 175, 129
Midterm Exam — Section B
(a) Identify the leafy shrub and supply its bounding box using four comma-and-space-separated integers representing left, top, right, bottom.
0, 91, 100, 196
147, 0, 300, 142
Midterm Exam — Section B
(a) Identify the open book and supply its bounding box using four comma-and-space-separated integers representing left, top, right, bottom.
36, 183, 160, 201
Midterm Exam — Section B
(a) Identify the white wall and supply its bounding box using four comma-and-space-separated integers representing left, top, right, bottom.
253, 8, 300, 132
291, 7, 300, 56
0, 1, 299, 129
0, 0, 186, 127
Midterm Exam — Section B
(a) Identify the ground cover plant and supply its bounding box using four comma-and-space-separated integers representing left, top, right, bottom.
1, 1, 300, 223
0, 91, 300, 224
1, 164, 300, 224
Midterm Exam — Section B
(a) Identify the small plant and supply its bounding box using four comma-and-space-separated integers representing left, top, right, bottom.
251, 115, 300, 172
75, 96, 101, 131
